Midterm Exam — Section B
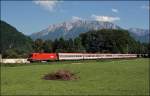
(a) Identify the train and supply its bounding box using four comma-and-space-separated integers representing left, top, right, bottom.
27, 53, 137, 62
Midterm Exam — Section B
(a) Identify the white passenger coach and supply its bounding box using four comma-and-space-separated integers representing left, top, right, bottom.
58, 53, 137, 60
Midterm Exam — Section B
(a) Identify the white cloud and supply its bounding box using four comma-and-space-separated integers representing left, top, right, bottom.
72, 16, 83, 21
33, 0, 59, 11
112, 8, 118, 13
91, 15, 120, 22
141, 5, 150, 10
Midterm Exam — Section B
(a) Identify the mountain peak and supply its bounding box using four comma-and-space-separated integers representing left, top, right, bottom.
30, 20, 149, 43
30, 20, 121, 40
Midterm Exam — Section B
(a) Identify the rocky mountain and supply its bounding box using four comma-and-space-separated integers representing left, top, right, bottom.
30, 20, 149, 43
30, 20, 121, 40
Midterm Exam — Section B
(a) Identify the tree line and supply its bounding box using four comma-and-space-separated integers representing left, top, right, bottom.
32, 37, 85, 53
32, 29, 149, 54
1, 28, 149, 58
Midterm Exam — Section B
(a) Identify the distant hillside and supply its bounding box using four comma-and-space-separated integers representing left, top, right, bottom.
30, 20, 149, 43
128, 28, 149, 43
0, 20, 33, 58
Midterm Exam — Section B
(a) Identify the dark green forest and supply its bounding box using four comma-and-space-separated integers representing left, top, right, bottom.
80, 29, 149, 54
0, 20, 149, 58
0, 20, 33, 58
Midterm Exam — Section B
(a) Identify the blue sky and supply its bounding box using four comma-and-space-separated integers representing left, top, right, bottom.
1, 1, 149, 35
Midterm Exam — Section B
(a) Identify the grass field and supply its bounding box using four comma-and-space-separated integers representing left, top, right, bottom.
1, 58, 149, 95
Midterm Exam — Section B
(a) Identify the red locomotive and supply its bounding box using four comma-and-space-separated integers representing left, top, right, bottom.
28, 53, 58, 62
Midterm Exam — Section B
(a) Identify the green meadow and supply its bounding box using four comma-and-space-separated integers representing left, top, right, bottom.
1, 58, 149, 95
